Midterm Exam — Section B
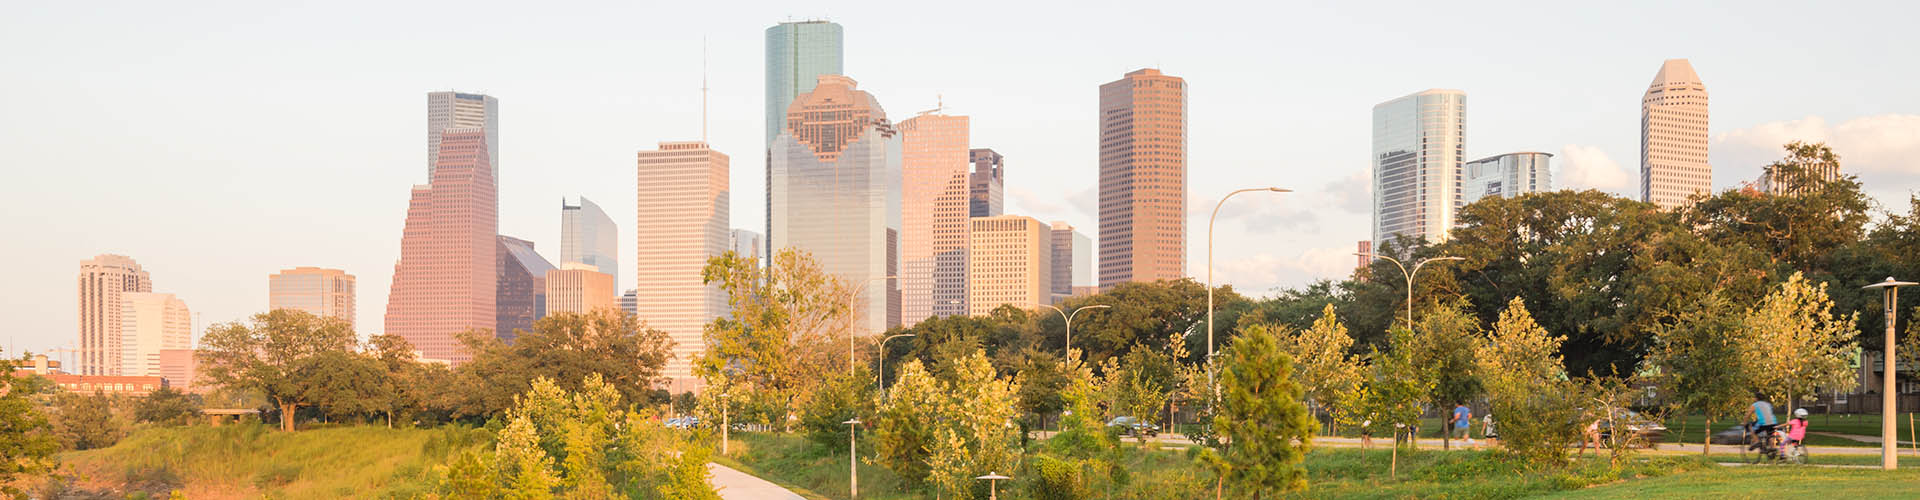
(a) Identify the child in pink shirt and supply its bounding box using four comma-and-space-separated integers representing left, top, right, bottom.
1785, 408, 1809, 445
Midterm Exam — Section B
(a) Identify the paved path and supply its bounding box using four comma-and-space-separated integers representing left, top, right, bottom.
1089, 432, 1920, 456
708, 462, 805, 500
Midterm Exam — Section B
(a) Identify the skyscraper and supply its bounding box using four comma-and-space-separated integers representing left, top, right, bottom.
561, 197, 618, 290
496, 235, 554, 341
427, 91, 499, 180
619, 290, 638, 317
1463, 152, 1552, 201
635, 141, 730, 387
765, 21, 846, 144
545, 264, 616, 315
267, 267, 356, 330
119, 292, 189, 378
969, 215, 1053, 316
1098, 69, 1186, 288
1641, 59, 1710, 210
1372, 89, 1467, 247
385, 129, 498, 364
769, 75, 902, 335
969, 148, 1004, 217
899, 112, 972, 326
78, 254, 151, 376
1049, 221, 1091, 304
729, 229, 764, 263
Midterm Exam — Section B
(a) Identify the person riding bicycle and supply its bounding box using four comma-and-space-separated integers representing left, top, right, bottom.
1747, 394, 1779, 451
1784, 408, 1809, 446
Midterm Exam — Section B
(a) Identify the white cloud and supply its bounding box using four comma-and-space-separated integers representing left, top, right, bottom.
1556, 144, 1634, 194
1714, 114, 1920, 203
1321, 170, 1372, 215
1211, 247, 1356, 297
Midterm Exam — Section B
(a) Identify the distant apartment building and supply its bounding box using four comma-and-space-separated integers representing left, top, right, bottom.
496, 236, 554, 341
157, 348, 201, 393
635, 141, 730, 386
120, 292, 190, 378
561, 197, 618, 290
78, 254, 152, 376
619, 289, 637, 317
1463, 152, 1552, 201
969, 215, 1053, 315
1372, 89, 1467, 247
545, 263, 616, 315
385, 129, 497, 364
900, 112, 973, 326
1099, 69, 1186, 288
268, 267, 356, 330
1641, 59, 1710, 210
427, 91, 499, 180
1754, 154, 1840, 196
1049, 222, 1092, 304
768, 75, 902, 335
969, 148, 1004, 217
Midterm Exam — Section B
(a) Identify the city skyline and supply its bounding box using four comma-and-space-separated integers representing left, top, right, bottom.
7, 2, 1920, 355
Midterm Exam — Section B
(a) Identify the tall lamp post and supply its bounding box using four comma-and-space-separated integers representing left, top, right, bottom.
1354, 253, 1465, 328
876, 333, 916, 399
1041, 303, 1110, 356
1862, 277, 1915, 471
853, 275, 899, 376
1206, 187, 1290, 400
844, 417, 862, 497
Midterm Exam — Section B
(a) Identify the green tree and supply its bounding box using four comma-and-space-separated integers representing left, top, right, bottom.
295, 349, 390, 423
1273, 305, 1363, 435
50, 392, 122, 450
1209, 323, 1315, 496
449, 309, 675, 418
874, 359, 942, 483
697, 248, 854, 431
366, 334, 425, 427
1355, 327, 1430, 476
131, 387, 199, 426
0, 355, 58, 498
1408, 300, 1483, 450
1743, 272, 1861, 409
799, 365, 874, 449
1647, 292, 1754, 454
197, 309, 358, 431
1475, 298, 1581, 464
1685, 141, 1869, 276
1102, 344, 1177, 446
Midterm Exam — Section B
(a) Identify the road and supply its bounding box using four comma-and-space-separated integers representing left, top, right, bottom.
708, 462, 805, 500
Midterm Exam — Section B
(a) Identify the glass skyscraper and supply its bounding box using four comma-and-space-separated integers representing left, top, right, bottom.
1371, 89, 1466, 248
1463, 152, 1552, 201
560, 196, 618, 290
765, 21, 845, 144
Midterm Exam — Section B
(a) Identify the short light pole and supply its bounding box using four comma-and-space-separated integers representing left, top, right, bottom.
720, 388, 731, 456
1862, 277, 1915, 471
1207, 187, 1289, 401
1354, 253, 1465, 329
976, 471, 1010, 500
844, 417, 862, 497
876, 333, 916, 399
1040, 303, 1110, 356
854, 276, 899, 376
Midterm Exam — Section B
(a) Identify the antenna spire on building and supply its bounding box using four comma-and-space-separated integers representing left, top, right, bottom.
702, 36, 709, 143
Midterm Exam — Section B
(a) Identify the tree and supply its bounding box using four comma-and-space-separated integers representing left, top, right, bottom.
875, 351, 1021, 498
1354, 327, 1431, 477
1210, 323, 1315, 497
799, 366, 874, 449
132, 387, 199, 426
0, 355, 57, 498
697, 248, 854, 431
1408, 300, 1482, 450
1646, 292, 1754, 454
295, 350, 390, 423
1475, 298, 1581, 464
449, 309, 675, 418
50, 392, 122, 450
197, 309, 357, 431
1685, 141, 1869, 276
1742, 272, 1861, 410
1273, 305, 1363, 435
366, 334, 425, 427
1101, 344, 1177, 446
874, 359, 942, 484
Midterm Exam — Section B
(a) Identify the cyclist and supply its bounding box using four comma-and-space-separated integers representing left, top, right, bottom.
1784, 408, 1809, 447
1747, 394, 1778, 452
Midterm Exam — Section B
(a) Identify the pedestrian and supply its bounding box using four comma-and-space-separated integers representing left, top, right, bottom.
1449, 402, 1475, 448
1482, 411, 1498, 448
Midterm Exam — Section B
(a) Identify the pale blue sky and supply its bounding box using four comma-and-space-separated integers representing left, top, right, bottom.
4, 1, 1917, 357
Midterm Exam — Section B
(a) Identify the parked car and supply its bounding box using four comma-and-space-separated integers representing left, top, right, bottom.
1595, 409, 1668, 445
1106, 416, 1160, 437
665, 416, 699, 429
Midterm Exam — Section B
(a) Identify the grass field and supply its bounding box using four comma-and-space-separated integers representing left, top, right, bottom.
1545, 466, 1920, 499
51, 423, 489, 499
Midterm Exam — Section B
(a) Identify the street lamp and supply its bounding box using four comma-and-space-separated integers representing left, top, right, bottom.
844, 417, 862, 497
877, 333, 916, 399
975, 472, 1010, 500
854, 275, 899, 376
1862, 276, 1915, 471
1040, 303, 1111, 356
1354, 253, 1465, 328
1207, 187, 1290, 401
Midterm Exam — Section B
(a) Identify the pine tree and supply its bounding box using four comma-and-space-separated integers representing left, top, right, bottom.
1211, 324, 1316, 497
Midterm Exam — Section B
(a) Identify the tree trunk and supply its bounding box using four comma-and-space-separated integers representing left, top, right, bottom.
1390, 429, 1399, 478
1702, 418, 1711, 455
277, 398, 298, 432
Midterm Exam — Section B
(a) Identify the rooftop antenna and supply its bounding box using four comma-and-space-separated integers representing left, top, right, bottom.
702, 36, 709, 143
917, 93, 945, 116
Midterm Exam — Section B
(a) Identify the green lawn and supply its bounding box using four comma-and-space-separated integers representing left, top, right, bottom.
52, 423, 489, 499
1544, 466, 1920, 499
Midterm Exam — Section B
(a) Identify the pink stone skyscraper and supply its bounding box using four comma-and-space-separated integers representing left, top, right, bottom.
898, 112, 971, 326
385, 129, 498, 363
1098, 69, 1186, 288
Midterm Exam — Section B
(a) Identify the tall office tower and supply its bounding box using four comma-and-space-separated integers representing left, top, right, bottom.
496, 235, 554, 341
635, 141, 730, 386
1754, 155, 1840, 196
119, 292, 189, 378
560, 197, 618, 289
427, 91, 499, 180
769, 75, 902, 334
1098, 69, 1187, 288
545, 264, 616, 315
1371, 89, 1467, 247
766, 20, 846, 260
968, 148, 1004, 217
968, 215, 1053, 315
157, 348, 199, 392
78, 254, 151, 375
619, 290, 637, 317
1641, 59, 1710, 210
267, 267, 356, 330
385, 129, 498, 364
899, 113, 972, 326
1049, 221, 1091, 304
1463, 152, 1552, 201
729, 229, 764, 263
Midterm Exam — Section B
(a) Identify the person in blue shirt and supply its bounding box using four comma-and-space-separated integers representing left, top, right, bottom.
1449, 402, 1475, 447
1749, 394, 1778, 452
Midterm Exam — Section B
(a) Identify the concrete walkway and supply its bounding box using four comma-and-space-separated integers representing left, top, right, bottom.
1105, 433, 1920, 457
708, 462, 805, 500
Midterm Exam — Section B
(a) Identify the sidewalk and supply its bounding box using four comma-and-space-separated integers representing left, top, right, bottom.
1098, 432, 1918, 456
708, 462, 805, 500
